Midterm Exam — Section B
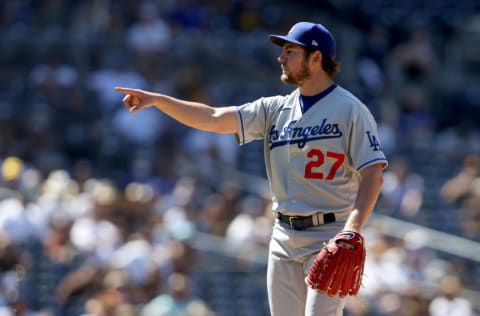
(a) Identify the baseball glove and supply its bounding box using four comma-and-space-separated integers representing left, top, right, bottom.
305, 231, 366, 297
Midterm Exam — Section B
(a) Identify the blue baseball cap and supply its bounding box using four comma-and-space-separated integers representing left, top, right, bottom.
269, 22, 336, 58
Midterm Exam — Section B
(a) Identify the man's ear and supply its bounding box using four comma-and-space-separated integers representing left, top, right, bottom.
311, 51, 322, 63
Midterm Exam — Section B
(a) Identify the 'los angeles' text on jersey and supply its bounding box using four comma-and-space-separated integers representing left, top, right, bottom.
269, 118, 342, 150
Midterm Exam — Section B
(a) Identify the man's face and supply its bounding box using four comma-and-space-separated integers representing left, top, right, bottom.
277, 43, 311, 86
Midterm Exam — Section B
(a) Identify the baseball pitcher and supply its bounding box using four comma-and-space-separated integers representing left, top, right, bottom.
115, 21, 388, 316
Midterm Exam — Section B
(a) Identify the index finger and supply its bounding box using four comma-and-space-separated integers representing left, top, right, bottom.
114, 87, 141, 95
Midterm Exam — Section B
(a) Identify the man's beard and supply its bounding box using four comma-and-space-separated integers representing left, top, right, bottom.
281, 60, 311, 85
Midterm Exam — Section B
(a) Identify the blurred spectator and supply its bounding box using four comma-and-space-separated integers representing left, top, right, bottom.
28, 51, 78, 97
0, 229, 29, 315
82, 286, 131, 316
217, 180, 243, 216
107, 233, 161, 306
440, 154, 480, 205
457, 182, 480, 240
389, 25, 439, 90
154, 237, 198, 293
126, 1, 172, 74
0, 197, 37, 247
181, 130, 239, 178
379, 157, 424, 218
356, 24, 390, 101
398, 86, 435, 141
359, 23, 391, 68
225, 194, 273, 248
440, 150, 480, 239
429, 275, 474, 316
0, 157, 43, 213
69, 179, 123, 263
140, 273, 215, 316
111, 103, 170, 146
361, 233, 412, 298
126, 2, 171, 54
224, 194, 272, 267
387, 25, 439, 144
108, 235, 156, 289
376, 98, 400, 157
54, 86, 99, 163
434, 124, 480, 159
19, 210, 88, 315
196, 193, 230, 236
356, 55, 386, 97
68, 1, 111, 38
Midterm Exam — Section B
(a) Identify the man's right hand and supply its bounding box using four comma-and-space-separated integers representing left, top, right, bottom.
114, 87, 155, 113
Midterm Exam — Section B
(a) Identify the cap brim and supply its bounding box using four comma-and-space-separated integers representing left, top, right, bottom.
269, 35, 306, 48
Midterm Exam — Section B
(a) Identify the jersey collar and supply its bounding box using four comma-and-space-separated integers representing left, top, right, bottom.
299, 83, 337, 113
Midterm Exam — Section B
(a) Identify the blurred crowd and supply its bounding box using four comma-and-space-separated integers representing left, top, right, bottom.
0, 0, 479, 315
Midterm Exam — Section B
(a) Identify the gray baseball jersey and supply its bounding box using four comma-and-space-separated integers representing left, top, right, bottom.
235, 85, 388, 215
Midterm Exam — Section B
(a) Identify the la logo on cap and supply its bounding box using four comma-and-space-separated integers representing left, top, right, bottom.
312, 40, 318, 46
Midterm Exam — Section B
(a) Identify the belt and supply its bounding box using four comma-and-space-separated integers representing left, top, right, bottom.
277, 212, 337, 230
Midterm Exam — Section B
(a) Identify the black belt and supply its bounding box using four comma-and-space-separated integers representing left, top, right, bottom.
277, 212, 336, 230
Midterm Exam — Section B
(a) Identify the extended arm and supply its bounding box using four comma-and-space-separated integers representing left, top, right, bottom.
344, 163, 384, 232
114, 87, 239, 134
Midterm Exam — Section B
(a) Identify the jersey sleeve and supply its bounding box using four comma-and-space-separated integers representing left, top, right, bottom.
234, 96, 281, 145
349, 107, 388, 171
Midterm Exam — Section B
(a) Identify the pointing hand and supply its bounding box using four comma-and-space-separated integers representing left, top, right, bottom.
114, 87, 156, 113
